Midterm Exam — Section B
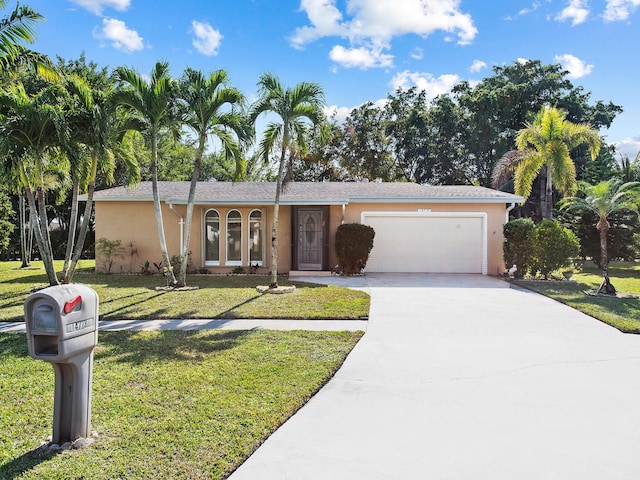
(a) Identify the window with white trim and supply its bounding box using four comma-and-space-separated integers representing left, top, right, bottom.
249, 209, 263, 266
226, 210, 242, 264
204, 210, 220, 265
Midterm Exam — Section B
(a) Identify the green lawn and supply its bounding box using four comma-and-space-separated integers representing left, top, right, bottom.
516, 262, 640, 333
0, 329, 363, 479
0, 261, 370, 322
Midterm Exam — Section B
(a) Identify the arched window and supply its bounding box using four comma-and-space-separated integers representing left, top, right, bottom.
204, 210, 220, 265
226, 210, 242, 264
249, 210, 263, 266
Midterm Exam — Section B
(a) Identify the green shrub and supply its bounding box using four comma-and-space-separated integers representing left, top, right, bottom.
503, 218, 535, 278
531, 219, 580, 279
334, 223, 375, 275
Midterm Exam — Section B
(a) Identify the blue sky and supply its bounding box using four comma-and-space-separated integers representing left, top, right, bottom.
24, 0, 640, 159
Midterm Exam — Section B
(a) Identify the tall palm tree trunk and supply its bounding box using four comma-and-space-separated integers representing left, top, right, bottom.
60, 181, 79, 281
178, 135, 205, 287
19, 194, 31, 268
24, 185, 58, 285
150, 136, 177, 286
544, 169, 553, 220
66, 153, 99, 283
270, 140, 288, 288
596, 218, 616, 295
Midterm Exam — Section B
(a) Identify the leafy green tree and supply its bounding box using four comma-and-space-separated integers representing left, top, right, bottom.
59, 71, 139, 283
560, 179, 640, 294
0, 82, 69, 284
617, 152, 640, 183
0, 187, 14, 254
338, 101, 398, 181
558, 207, 639, 266
177, 68, 247, 286
250, 73, 326, 288
114, 61, 180, 285
452, 60, 620, 187
511, 106, 601, 220
290, 121, 346, 182
0, 0, 53, 78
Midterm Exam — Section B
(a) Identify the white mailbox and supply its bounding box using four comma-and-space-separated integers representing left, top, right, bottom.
24, 284, 99, 444
25, 284, 98, 361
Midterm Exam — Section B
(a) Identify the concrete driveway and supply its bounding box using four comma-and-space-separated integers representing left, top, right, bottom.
229, 273, 640, 480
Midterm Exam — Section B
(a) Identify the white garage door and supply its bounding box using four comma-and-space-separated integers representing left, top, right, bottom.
362, 212, 486, 274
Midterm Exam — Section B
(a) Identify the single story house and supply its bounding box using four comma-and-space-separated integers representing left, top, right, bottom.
91, 181, 523, 275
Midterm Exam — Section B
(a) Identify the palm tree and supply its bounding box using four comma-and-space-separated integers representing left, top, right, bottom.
250, 73, 326, 288
560, 179, 640, 294
0, 82, 69, 285
59, 73, 139, 283
496, 106, 601, 219
113, 61, 179, 285
0, 1, 56, 80
177, 68, 248, 286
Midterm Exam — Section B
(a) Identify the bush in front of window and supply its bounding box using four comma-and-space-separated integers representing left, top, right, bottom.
335, 223, 375, 275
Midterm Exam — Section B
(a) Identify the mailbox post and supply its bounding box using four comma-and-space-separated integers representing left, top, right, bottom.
24, 284, 99, 445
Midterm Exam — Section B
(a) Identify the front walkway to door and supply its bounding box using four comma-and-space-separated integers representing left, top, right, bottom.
230, 273, 640, 480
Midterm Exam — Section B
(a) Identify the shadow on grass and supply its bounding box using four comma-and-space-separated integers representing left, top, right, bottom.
0, 446, 57, 480
0, 333, 28, 357
95, 330, 252, 364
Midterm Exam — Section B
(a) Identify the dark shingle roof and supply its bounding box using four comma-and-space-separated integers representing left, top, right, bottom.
90, 181, 523, 204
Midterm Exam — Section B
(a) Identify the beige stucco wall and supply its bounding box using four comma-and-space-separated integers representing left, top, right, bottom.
95, 200, 509, 275
94, 201, 291, 274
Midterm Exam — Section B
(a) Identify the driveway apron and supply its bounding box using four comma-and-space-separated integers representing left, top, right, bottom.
229, 273, 640, 480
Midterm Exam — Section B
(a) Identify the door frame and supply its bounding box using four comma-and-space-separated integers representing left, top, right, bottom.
291, 206, 330, 271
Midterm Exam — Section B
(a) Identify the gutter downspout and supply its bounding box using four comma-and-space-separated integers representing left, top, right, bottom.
168, 203, 184, 254
506, 202, 516, 223
341, 204, 346, 224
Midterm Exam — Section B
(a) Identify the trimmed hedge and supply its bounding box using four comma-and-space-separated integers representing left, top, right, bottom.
503, 218, 535, 279
335, 223, 375, 275
503, 218, 580, 279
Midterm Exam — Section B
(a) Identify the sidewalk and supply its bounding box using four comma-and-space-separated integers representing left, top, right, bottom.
0, 317, 367, 333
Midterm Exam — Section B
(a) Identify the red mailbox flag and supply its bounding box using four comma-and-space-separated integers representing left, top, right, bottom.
63, 295, 82, 314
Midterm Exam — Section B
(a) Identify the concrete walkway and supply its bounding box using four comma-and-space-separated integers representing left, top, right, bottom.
0, 318, 366, 333
229, 273, 640, 480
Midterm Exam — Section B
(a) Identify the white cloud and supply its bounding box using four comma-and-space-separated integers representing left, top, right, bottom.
291, 0, 477, 69
329, 43, 393, 69
191, 20, 223, 56
410, 47, 424, 60
390, 70, 460, 101
604, 0, 640, 21
556, 0, 590, 25
519, 2, 541, 16
555, 53, 593, 78
614, 136, 640, 158
93, 18, 144, 53
68, 0, 130, 15
470, 59, 487, 73
324, 105, 352, 124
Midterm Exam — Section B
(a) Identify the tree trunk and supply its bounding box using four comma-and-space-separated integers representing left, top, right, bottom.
544, 166, 553, 220
19, 194, 31, 268
151, 134, 177, 286
178, 135, 205, 287
270, 139, 288, 289
24, 185, 58, 285
67, 173, 97, 283
60, 181, 79, 282
595, 218, 616, 295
